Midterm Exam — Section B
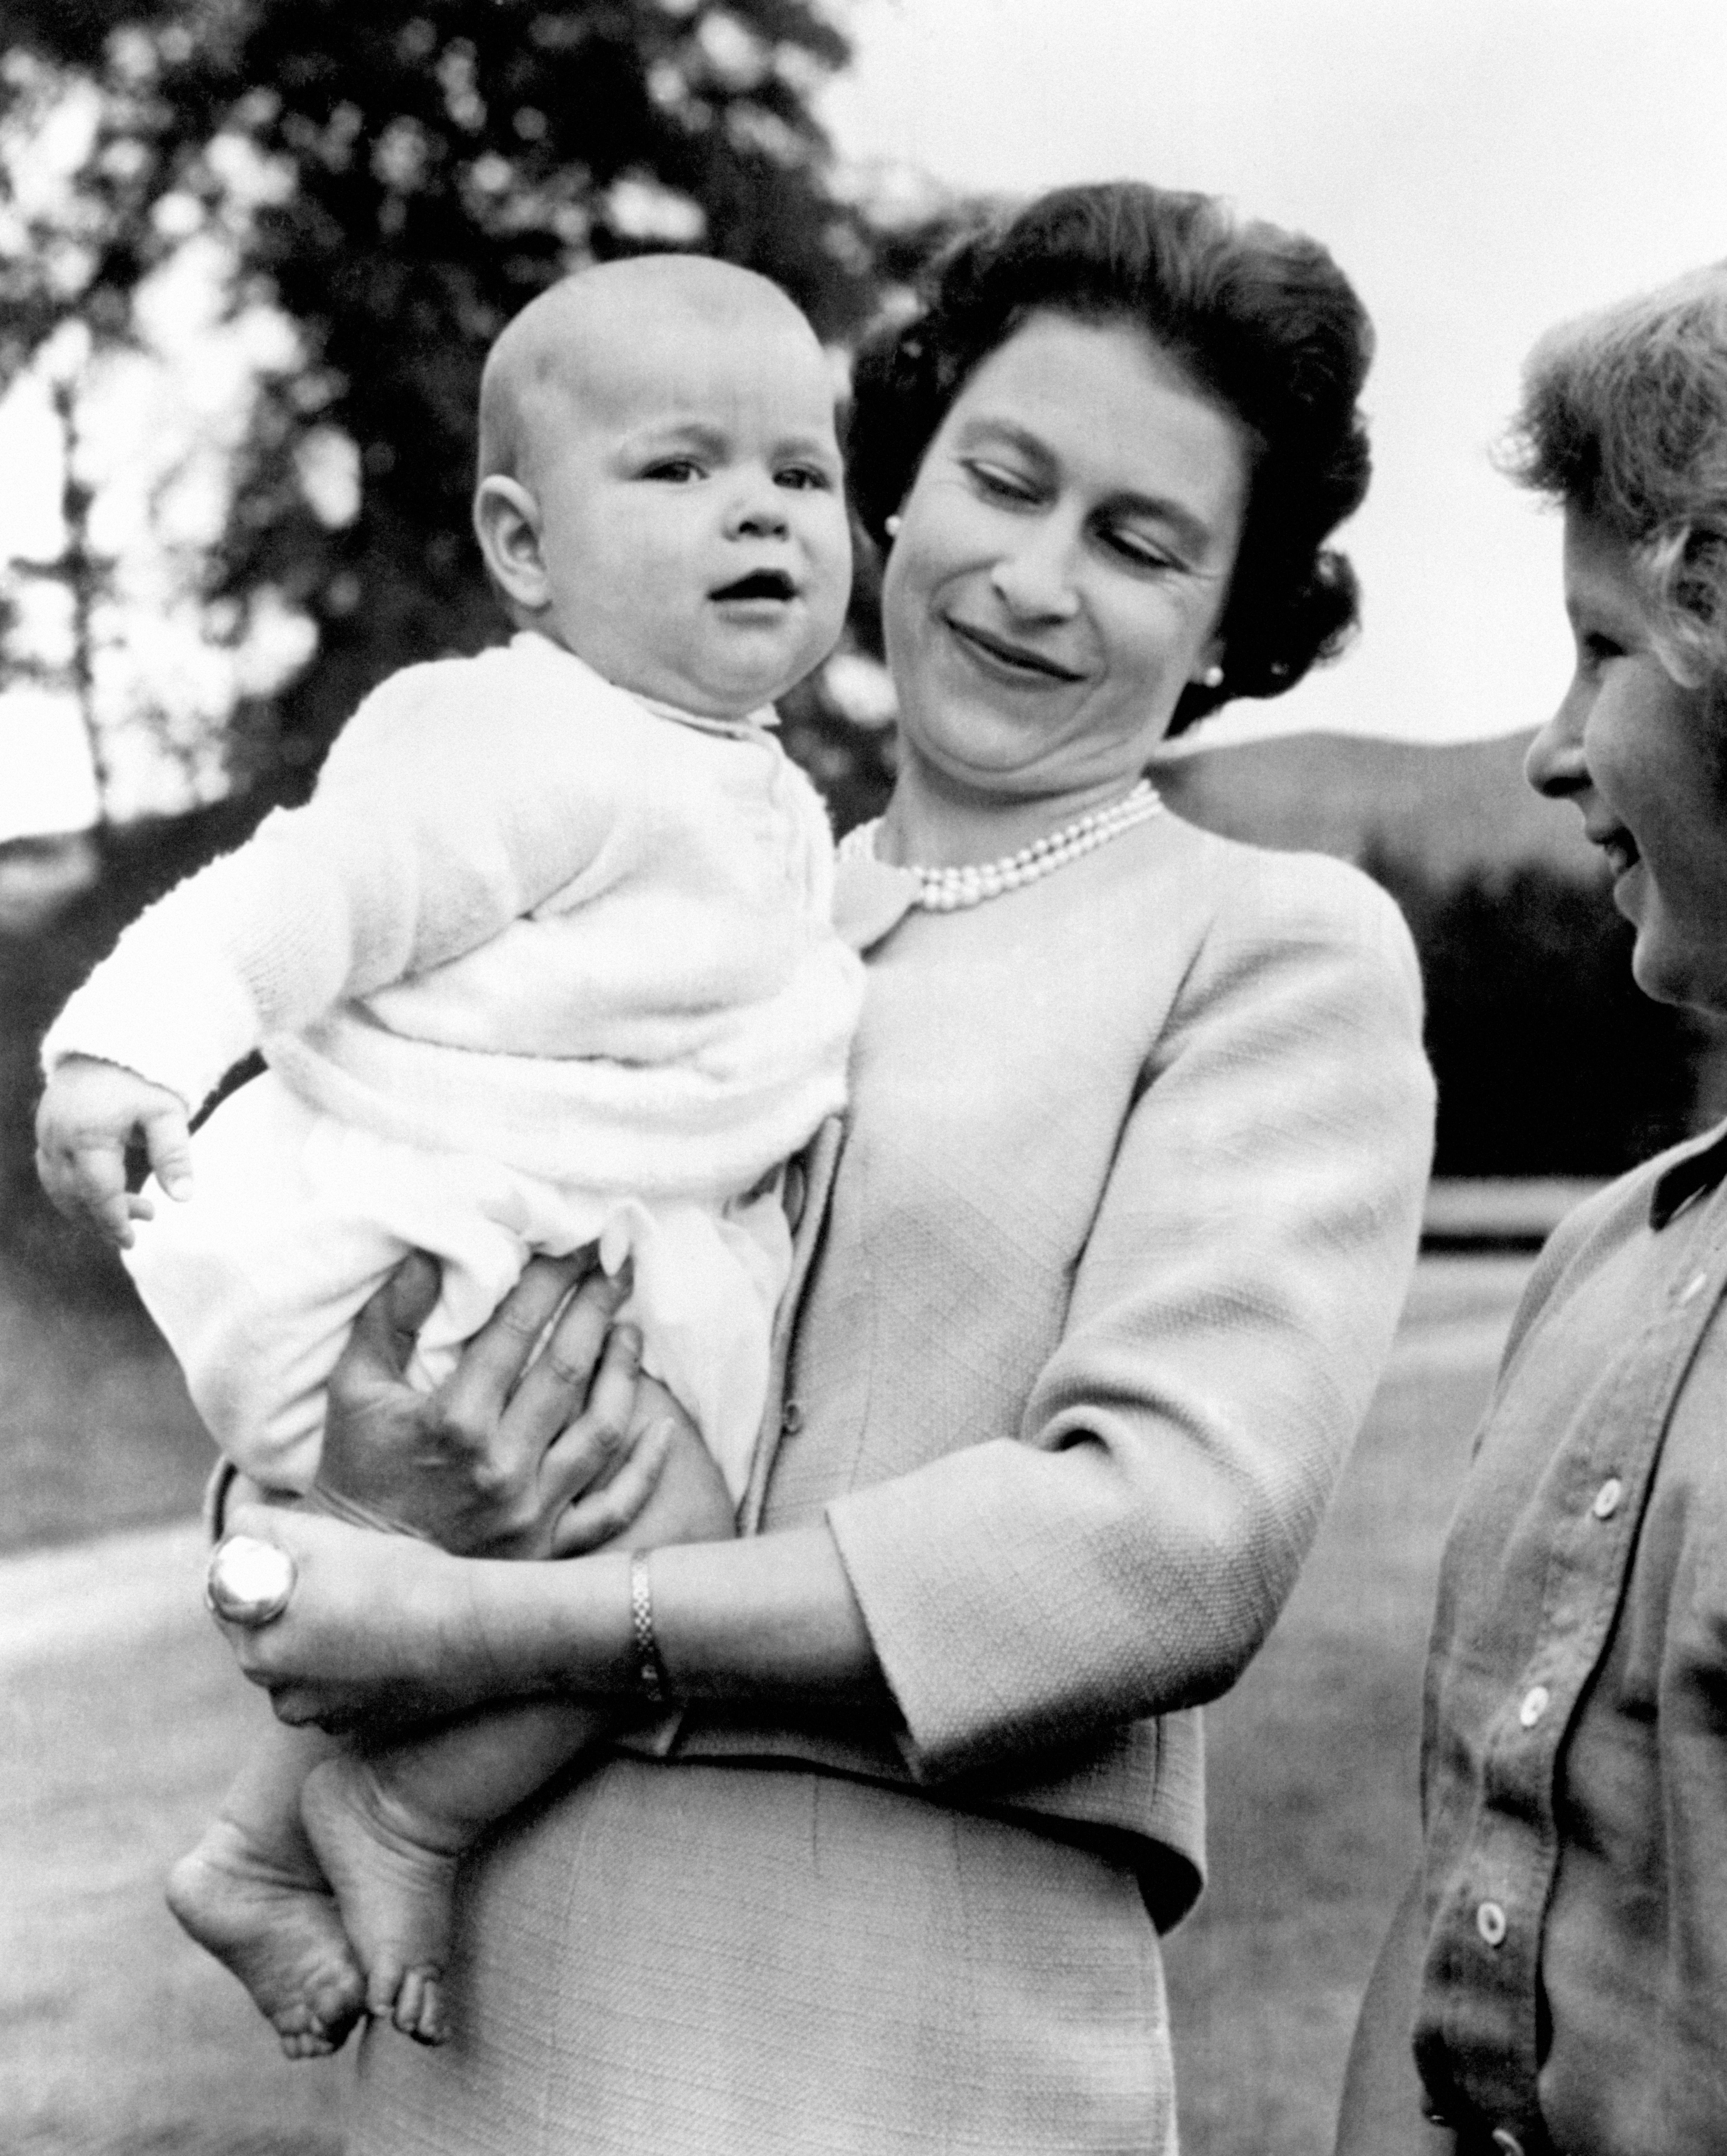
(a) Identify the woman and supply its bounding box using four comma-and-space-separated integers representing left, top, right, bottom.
1337, 265, 1727, 2156
218, 182, 1434, 2151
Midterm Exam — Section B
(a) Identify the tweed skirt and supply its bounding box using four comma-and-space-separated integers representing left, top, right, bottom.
347, 1754, 1177, 2155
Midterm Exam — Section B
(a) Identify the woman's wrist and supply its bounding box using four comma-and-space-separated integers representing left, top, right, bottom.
629, 1526, 886, 1709
460, 1543, 640, 1703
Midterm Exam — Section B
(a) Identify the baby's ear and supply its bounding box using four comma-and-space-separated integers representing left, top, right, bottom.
473, 476, 549, 612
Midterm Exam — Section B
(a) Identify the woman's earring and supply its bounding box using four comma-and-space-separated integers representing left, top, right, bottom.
883, 513, 902, 539
1200, 663, 1224, 689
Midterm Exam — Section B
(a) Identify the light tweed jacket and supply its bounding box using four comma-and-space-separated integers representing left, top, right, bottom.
634, 807, 1435, 1929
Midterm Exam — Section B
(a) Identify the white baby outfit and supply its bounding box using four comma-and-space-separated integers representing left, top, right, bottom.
42, 632, 864, 1499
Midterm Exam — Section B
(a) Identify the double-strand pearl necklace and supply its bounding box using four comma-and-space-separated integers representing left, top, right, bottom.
839, 778, 1163, 912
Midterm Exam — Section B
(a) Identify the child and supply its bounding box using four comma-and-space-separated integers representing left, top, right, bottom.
35, 255, 863, 2055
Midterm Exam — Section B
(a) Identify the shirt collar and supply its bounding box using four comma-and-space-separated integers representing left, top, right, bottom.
511, 631, 778, 737
636, 694, 779, 739
1651, 1117, 1727, 1228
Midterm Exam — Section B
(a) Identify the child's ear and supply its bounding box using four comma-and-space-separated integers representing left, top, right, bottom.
473, 476, 550, 611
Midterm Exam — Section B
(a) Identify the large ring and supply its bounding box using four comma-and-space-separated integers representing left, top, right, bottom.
205, 1534, 297, 1627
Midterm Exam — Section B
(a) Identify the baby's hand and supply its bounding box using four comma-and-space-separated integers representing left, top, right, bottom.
35, 1054, 193, 1247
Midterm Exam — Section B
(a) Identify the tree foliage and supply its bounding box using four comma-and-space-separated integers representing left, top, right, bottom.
0, 0, 928, 804
1368, 852, 1702, 1177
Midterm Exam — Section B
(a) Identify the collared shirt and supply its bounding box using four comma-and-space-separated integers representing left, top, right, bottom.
1414, 1119, 1727, 2156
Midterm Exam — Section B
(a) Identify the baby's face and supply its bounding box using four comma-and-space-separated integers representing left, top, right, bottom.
521, 311, 851, 718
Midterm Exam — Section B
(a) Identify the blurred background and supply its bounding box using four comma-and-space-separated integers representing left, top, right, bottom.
2, 4, 1724, 2151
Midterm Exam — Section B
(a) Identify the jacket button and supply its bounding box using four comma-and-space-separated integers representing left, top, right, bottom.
1476, 1900, 1507, 1947
780, 1401, 804, 1437
1491, 2131, 1524, 2156
1591, 1477, 1623, 1520
1518, 1684, 1550, 1729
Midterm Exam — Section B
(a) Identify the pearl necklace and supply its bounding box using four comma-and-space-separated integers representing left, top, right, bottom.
839, 779, 1163, 911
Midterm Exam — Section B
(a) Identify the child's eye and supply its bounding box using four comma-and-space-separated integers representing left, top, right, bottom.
776, 464, 834, 492
641, 457, 705, 483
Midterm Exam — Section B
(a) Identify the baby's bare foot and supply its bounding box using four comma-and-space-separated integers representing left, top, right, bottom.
166, 1820, 366, 2058
301, 1755, 460, 2046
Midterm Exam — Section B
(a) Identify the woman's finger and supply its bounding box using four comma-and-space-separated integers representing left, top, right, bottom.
334, 1250, 444, 1391
498, 1266, 631, 1449
532, 1320, 642, 1505
548, 1414, 675, 1556
434, 1250, 599, 1431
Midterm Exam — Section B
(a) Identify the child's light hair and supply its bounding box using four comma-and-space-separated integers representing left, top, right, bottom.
1505, 262, 1727, 701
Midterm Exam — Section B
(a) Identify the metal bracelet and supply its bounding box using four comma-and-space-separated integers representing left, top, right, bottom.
629, 1551, 669, 1704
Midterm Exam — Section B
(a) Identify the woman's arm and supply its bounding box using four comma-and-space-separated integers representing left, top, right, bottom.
221, 864, 1430, 1761
214, 1240, 891, 1728
1335, 1869, 1457, 2156
218, 1505, 887, 1732
824, 862, 1437, 1778
220, 865, 1430, 1753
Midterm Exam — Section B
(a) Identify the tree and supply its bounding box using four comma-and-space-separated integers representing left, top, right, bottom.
1367, 851, 1701, 1176
0, 0, 916, 808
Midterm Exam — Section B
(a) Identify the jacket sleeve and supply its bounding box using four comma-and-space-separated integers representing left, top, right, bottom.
825, 865, 1436, 1781
38, 656, 617, 1113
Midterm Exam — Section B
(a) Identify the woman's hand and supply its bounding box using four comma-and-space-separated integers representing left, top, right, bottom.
313, 1248, 675, 1559
218, 1407, 741, 1731
214, 1506, 499, 1730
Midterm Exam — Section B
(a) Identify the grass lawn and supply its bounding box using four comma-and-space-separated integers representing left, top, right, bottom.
0, 1253, 1526, 2153
1164, 1254, 1521, 2154
0, 1256, 212, 1559
1, 1526, 346, 2155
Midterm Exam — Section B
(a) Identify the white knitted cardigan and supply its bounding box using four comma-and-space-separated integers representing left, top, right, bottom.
42, 634, 865, 1198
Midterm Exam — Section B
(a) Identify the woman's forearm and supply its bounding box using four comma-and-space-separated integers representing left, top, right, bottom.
469, 1524, 889, 1710
650, 1525, 888, 1705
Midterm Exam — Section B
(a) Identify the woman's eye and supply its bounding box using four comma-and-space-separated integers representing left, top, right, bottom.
1104, 527, 1179, 573
1579, 631, 1625, 671
964, 460, 1039, 505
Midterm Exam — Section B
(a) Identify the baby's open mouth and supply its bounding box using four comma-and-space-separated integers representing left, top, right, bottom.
711, 570, 797, 602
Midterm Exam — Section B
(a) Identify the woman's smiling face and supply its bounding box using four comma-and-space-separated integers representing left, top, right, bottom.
879, 310, 1252, 806
1525, 503, 1727, 1013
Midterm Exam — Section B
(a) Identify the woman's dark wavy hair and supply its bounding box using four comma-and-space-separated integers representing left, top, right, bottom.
848, 181, 1374, 732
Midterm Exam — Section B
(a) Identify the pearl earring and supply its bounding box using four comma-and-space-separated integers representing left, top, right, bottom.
883, 513, 902, 538
1200, 663, 1224, 689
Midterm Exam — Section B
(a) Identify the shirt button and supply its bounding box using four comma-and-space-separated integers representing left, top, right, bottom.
1476, 1900, 1508, 1947
1519, 1684, 1551, 1729
1679, 1269, 1711, 1303
1592, 1477, 1623, 1520
1492, 2132, 1525, 2156
780, 1400, 804, 1437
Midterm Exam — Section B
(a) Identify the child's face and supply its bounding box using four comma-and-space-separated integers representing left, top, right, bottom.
514, 309, 851, 718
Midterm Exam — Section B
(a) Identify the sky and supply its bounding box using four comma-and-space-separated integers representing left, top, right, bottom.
4, 0, 1727, 834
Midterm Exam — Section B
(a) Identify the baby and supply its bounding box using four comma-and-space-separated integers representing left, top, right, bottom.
35, 256, 863, 2054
